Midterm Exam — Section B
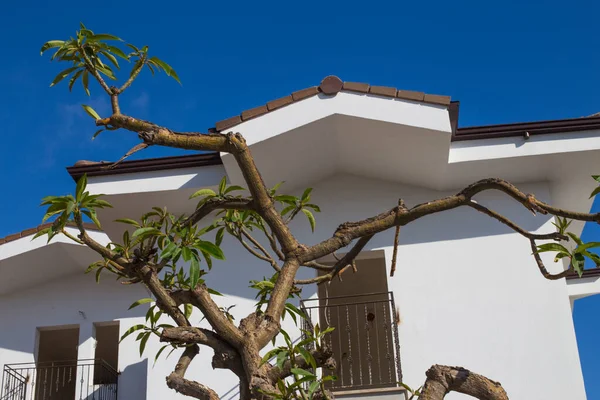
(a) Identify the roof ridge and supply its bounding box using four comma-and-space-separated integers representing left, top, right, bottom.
212, 75, 451, 132
0, 222, 99, 245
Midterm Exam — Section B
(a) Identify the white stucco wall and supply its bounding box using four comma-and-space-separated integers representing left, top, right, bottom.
0, 173, 587, 399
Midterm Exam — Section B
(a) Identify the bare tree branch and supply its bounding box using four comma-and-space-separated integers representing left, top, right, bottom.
183, 197, 253, 227
419, 364, 508, 400
166, 345, 220, 400
300, 178, 600, 263
529, 239, 574, 280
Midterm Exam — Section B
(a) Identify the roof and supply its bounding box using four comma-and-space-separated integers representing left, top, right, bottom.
67, 152, 222, 181
566, 268, 600, 280
0, 222, 98, 245
454, 115, 600, 141
211, 75, 452, 132
66, 75, 600, 179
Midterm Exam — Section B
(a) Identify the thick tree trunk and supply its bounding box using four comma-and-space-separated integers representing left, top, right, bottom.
419, 365, 509, 400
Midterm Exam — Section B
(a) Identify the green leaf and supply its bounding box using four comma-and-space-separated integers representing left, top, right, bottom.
184, 303, 193, 319
67, 69, 84, 92
218, 176, 227, 195
182, 247, 193, 262
572, 252, 585, 277
304, 203, 321, 212
106, 45, 129, 60
82, 70, 90, 96
590, 186, 600, 199
89, 33, 122, 42
276, 350, 288, 369
149, 57, 181, 84
189, 188, 216, 199
535, 243, 570, 254
132, 227, 162, 239
297, 347, 316, 369
120, 324, 145, 342
285, 302, 306, 319
195, 240, 225, 260
275, 195, 297, 204
593, 175, 600, 183
207, 288, 223, 296
40, 40, 65, 55
115, 218, 141, 227
567, 232, 583, 246
302, 209, 316, 232
154, 344, 170, 366
575, 242, 600, 253
50, 66, 80, 87
301, 188, 313, 202
308, 381, 320, 398
139, 332, 150, 356
100, 50, 119, 69
215, 227, 225, 246
129, 298, 154, 310
224, 185, 245, 194
91, 128, 105, 139
281, 205, 296, 216
81, 209, 101, 229
260, 349, 280, 366
554, 252, 570, 262
75, 174, 87, 202
81, 104, 101, 120
190, 256, 200, 289
291, 368, 315, 378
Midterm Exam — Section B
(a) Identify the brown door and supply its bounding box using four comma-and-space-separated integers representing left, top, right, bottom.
36, 326, 79, 400
316, 257, 397, 390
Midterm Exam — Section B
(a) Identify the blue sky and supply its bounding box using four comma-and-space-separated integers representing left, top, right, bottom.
1, 0, 599, 396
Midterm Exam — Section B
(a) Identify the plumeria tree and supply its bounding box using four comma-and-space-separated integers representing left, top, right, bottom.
37, 25, 600, 400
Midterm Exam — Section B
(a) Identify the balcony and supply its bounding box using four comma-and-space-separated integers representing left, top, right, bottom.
1, 359, 117, 400
300, 292, 402, 392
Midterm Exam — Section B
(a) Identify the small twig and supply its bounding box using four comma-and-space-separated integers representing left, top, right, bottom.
390, 199, 403, 277
104, 142, 151, 170
468, 201, 567, 241
61, 228, 84, 245
529, 239, 573, 280
119, 55, 146, 93
239, 228, 281, 272
79, 45, 112, 95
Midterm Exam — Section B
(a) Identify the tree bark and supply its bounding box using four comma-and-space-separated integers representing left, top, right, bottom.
419, 365, 509, 400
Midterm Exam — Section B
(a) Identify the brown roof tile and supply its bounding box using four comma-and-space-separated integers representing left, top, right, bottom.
267, 96, 293, 111
215, 115, 242, 132
343, 82, 370, 93
319, 75, 344, 95
212, 76, 452, 132
397, 90, 425, 102
241, 105, 268, 121
291, 86, 320, 102
424, 94, 451, 106
0, 222, 99, 246
369, 85, 397, 97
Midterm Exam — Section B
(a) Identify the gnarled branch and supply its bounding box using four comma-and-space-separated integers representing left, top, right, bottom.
419, 364, 508, 400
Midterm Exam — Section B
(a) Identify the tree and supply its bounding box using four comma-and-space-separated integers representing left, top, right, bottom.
37, 25, 600, 400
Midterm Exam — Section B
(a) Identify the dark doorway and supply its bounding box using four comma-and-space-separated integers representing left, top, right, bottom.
36, 325, 79, 400
316, 257, 398, 391
93, 322, 119, 384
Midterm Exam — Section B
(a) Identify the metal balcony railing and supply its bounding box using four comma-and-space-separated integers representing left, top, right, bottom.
1, 359, 117, 400
300, 292, 402, 392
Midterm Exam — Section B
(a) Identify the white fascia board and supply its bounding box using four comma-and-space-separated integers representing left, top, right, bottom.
0, 228, 110, 261
449, 128, 600, 163
567, 276, 600, 300
86, 164, 226, 195
223, 92, 452, 148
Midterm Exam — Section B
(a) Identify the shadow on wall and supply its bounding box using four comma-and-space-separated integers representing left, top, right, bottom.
117, 358, 148, 400
0, 272, 148, 354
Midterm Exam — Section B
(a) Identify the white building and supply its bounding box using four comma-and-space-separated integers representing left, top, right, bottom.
1, 76, 600, 400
